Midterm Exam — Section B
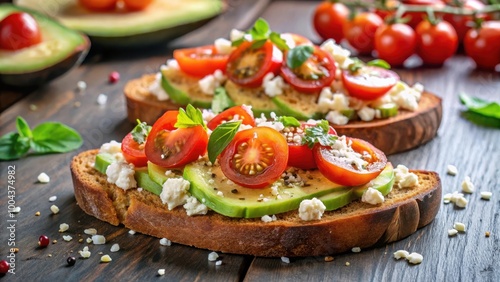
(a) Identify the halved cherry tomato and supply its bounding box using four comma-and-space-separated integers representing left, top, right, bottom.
173, 45, 229, 78
313, 137, 387, 186
343, 12, 383, 55
78, 0, 117, 11
207, 105, 255, 131
123, 0, 153, 11
121, 133, 148, 167
341, 66, 399, 100
219, 127, 288, 189
0, 12, 41, 50
313, 1, 349, 42
145, 110, 208, 168
280, 46, 336, 94
226, 40, 283, 88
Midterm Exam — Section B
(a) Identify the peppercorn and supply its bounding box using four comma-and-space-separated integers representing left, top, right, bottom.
67, 256, 76, 266
108, 71, 120, 83
38, 235, 50, 247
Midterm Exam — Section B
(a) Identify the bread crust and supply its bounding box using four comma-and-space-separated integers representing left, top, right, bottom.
71, 150, 442, 257
124, 74, 442, 155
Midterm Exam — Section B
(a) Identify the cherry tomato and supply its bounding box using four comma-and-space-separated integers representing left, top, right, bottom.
207, 105, 255, 131
374, 23, 417, 67
343, 12, 383, 55
145, 110, 208, 168
402, 0, 446, 29
123, 0, 154, 11
0, 12, 41, 50
443, 0, 490, 42
313, 1, 349, 42
341, 66, 400, 100
416, 19, 458, 66
219, 127, 288, 189
313, 137, 387, 186
173, 45, 229, 78
78, 0, 117, 11
226, 40, 283, 88
374, 0, 398, 20
464, 21, 500, 71
280, 46, 336, 94
121, 133, 148, 167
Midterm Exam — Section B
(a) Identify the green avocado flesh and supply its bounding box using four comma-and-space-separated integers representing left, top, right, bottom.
160, 69, 212, 108
225, 80, 281, 117
0, 4, 88, 74
271, 89, 323, 120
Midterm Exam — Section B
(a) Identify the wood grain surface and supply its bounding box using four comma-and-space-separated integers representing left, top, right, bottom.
0, 0, 499, 281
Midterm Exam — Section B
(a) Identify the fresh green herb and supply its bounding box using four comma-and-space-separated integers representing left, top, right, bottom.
212, 87, 236, 114
269, 31, 289, 51
175, 105, 207, 130
347, 58, 364, 73
0, 116, 83, 161
131, 119, 151, 144
232, 18, 289, 51
302, 120, 337, 148
278, 116, 301, 127
207, 121, 241, 163
366, 59, 391, 69
287, 45, 314, 69
459, 93, 500, 128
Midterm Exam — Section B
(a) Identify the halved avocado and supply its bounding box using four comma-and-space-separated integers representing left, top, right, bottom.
15, 0, 223, 48
0, 4, 90, 88
272, 87, 323, 120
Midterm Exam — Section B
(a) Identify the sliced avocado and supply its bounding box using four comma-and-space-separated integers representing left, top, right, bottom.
15, 0, 223, 48
0, 4, 89, 87
160, 68, 212, 108
147, 161, 183, 186
225, 80, 281, 117
352, 163, 395, 198
272, 88, 323, 120
376, 103, 399, 118
94, 153, 116, 174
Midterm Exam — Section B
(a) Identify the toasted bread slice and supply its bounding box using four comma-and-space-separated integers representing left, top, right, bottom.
71, 150, 441, 257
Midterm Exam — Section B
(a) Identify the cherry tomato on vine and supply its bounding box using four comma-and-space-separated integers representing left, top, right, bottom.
374, 0, 398, 20
121, 133, 148, 167
443, 0, 490, 42
219, 127, 288, 189
78, 0, 117, 11
401, 0, 446, 29
174, 45, 229, 78
416, 19, 458, 66
374, 23, 417, 67
343, 12, 383, 55
0, 12, 41, 50
464, 21, 500, 71
341, 66, 400, 100
123, 0, 154, 11
313, 137, 387, 186
313, 1, 349, 42
207, 105, 255, 131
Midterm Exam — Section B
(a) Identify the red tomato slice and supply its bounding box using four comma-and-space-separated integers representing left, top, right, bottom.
226, 40, 283, 88
0, 12, 42, 50
121, 133, 148, 167
280, 46, 336, 94
341, 66, 399, 100
313, 137, 387, 186
145, 110, 208, 168
207, 105, 255, 131
173, 45, 229, 78
219, 127, 288, 189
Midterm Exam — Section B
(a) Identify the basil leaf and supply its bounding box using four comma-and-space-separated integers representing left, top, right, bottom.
302, 120, 337, 148
0, 132, 30, 160
278, 116, 301, 127
347, 58, 364, 73
460, 93, 500, 128
251, 39, 267, 50
175, 105, 207, 129
250, 18, 270, 41
207, 121, 241, 164
16, 116, 32, 139
131, 120, 151, 144
270, 32, 289, 51
212, 87, 235, 114
461, 111, 500, 128
30, 122, 83, 154
287, 45, 314, 69
231, 37, 245, 47
367, 59, 391, 69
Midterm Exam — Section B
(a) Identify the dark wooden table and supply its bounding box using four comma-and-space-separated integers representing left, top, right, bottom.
1, 1, 499, 281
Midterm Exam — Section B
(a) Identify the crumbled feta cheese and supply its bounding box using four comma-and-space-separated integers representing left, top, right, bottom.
158, 269, 166, 276
262, 72, 286, 97
101, 255, 112, 263
208, 252, 219, 261
230, 29, 245, 42
320, 39, 353, 68
298, 198, 326, 221
11, 207, 20, 213
50, 205, 60, 214
325, 135, 367, 170
455, 196, 468, 208
261, 215, 277, 222
199, 70, 226, 95
317, 87, 351, 113
86, 238, 93, 244
257, 120, 285, 132
106, 161, 137, 190
281, 257, 290, 264
77, 81, 87, 90
351, 247, 361, 253
160, 238, 172, 246
183, 196, 208, 216
148, 72, 169, 101
79, 246, 91, 258
447, 165, 458, 176
160, 178, 190, 210
481, 191, 492, 200
92, 235, 106, 245
128, 230, 136, 235
461, 176, 475, 193
454, 222, 466, 232
97, 94, 108, 105
59, 223, 69, 233
215, 260, 222, 266
357, 106, 376, 121
63, 235, 73, 242
37, 172, 50, 183
99, 141, 124, 162
84, 228, 97, 235
49, 196, 57, 202
325, 110, 349, 125
389, 81, 422, 111
110, 244, 120, 252
217, 191, 224, 197
214, 38, 233, 55
407, 252, 423, 264
393, 250, 410, 260
361, 188, 385, 205
394, 164, 419, 188
448, 229, 458, 236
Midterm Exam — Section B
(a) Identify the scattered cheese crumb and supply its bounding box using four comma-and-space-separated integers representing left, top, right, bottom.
158, 269, 166, 276
49, 196, 57, 202
110, 244, 120, 252
38, 173, 50, 183
453, 222, 466, 232
448, 229, 458, 236
160, 178, 190, 210
52, 240, 57, 244
281, 257, 290, 264
97, 93, 108, 105
79, 246, 91, 258
101, 255, 112, 263
261, 215, 277, 222
447, 165, 458, 176
345, 262, 351, 266
77, 81, 87, 90
461, 176, 475, 193
11, 207, 21, 213
92, 235, 106, 245
351, 247, 361, 253
128, 230, 136, 235
393, 250, 410, 260
86, 238, 93, 244
298, 198, 326, 221
84, 228, 97, 235
217, 191, 224, 197
59, 223, 69, 233
30, 104, 38, 111
50, 205, 60, 214
215, 260, 222, 266
361, 188, 385, 205
63, 235, 73, 242
480, 191, 492, 200
159, 238, 172, 246
455, 196, 468, 208
407, 252, 423, 264
208, 252, 219, 262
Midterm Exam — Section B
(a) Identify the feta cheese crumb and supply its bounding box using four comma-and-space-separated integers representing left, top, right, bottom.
160, 178, 190, 210
99, 140, 124, 162
455, 196, 468, 208
407, 252, 423, 264
351, 247, 361, 253
281, 257, 290, 264
97, 93, 108, 105
214, 38, 233, 55
481, 191, 492, 200
106, 161, 137, 190
461, 176, 475, 193
59, 223, 69, 233
63, 235, 73, 242
128, 230, 136, 235
325, 110, 349, 125
215, 260, 223, 266
357, 106, 376, 121
49, 196, 57, 202
317, 87, 351, 112
92, 235, 106, 245
298, 198, 326, 221
148, 72, 169, 101
393, 250, 410, 260
198, 70, 226, 95
101, 254, 112, 263
86, 238, 93, 244
159, 238, 172, 246
217, 191, 224, 197
79, 246, 91, 258
361, 188, 384, 205
453, 222, 466, 232
262, 72, 286, 97
11, 207, 20, 213
448, 229, 458, 236
183, 196, 208, 216
261, 215, 277, 222
37, 172, 50, 183
110, 244, 120, 252
77, 81, 87, 90
447, 165, 458, 176
208, 252, 219, 261
394, 164, 419, 188
158, 269, 166, 276
230, 29, 245, 42
50, 205, 60, 214
84, 228, 97, 235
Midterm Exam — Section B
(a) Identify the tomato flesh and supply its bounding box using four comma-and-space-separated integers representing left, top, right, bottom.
121, 133, 148, 167
174, 45, 229, 78
207, 105, 255, 131
0, 12, 41, 50
78, 0, 117, 11
281, 46, 336, 94
219, 127, 288, 189
341, 66, 399, 100
226, 40, 283, 88
313, 137, 387, 186
123, 0, 153, 10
